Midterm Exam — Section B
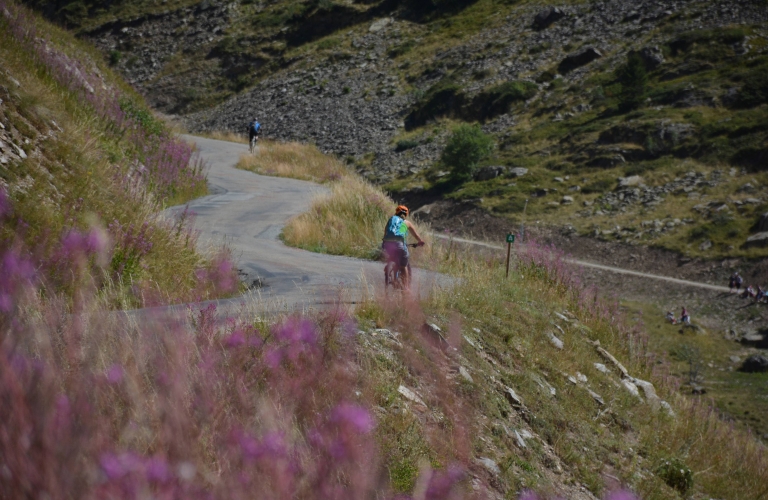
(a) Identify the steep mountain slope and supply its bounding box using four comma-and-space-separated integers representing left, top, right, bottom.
56, 0, 768, 259
1, 1, 235, 308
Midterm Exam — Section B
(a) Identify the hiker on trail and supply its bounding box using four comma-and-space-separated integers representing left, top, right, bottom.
666, 311, 676, 324
680, 307, 691, 326
755, 286, 765, 304
729, 273, 737, 292
734, 272, 744, 293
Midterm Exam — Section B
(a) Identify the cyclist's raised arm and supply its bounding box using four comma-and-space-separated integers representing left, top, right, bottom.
404, 220, 425, 245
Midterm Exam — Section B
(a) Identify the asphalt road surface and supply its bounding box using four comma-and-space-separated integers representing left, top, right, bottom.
165, 135, 443, 313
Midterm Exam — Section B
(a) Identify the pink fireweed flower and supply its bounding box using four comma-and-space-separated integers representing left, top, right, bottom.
99, 452, 142, 480
224, 329, 246, 348
425, 465, 465, 499
238, 430, 288, 461
106, 364, 124, 384
145, 456, 171, 483
331, 403, 374, 434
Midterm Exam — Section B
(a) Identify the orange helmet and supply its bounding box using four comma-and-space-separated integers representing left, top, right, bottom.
395, 205, 409, 217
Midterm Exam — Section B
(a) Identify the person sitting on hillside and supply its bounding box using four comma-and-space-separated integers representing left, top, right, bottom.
734, 272, 744, 293
666, 311, 677, 324
381, 205, 425, 286
745, 285, 756, 299
680, 307, 691, 326
755, 286, 765, 304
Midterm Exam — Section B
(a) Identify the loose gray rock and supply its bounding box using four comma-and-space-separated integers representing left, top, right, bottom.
459, 366, 474, 383
618, 175, 643, 188
621, 378, 642, 399
369, 18, 392, 33
398, 385, 427, 407
475, 165, 505, 181
508, 167, 528, 178
739, 355, 768, 373
638, 46, 665, 69
558, 47, 602, 74
533, 7, 565, 30
755, 212, 768, 232
594, 362, 610, 374
547, 331, 564, 349
478, 457, 500, 476
744, 231, 768, 249
503, 386, 523, 407
588, 389, 605, 406
561, 196, 574, 205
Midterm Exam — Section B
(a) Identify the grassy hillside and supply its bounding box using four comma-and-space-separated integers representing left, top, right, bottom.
53, 0, 766, 259
4, 137, 767, 499
0, 0, 235, 308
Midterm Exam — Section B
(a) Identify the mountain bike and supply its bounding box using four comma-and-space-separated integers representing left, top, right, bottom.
249, 134, 259, 154
384, 243, 420, 291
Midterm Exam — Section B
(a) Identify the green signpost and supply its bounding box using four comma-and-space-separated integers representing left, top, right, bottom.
505, 233, 515, 278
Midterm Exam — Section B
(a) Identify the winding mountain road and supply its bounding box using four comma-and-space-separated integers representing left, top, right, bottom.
166, 135, 442, 313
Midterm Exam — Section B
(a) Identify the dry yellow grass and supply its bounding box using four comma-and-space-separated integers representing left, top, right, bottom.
202, 130, 249, 144
237, 140, 347, 183
236, 140, 427, 259
281, 176, 395, 259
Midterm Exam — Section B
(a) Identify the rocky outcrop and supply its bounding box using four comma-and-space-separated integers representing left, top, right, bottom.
557, 47, 602, 74
739, 355, 768, 373
532, 7, 565, 30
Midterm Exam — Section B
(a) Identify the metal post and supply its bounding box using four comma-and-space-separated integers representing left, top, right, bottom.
505, 240, 511, 279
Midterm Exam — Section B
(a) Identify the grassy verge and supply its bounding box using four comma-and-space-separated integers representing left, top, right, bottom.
258, 143, 767, 497
237, 140, 431, 260
237, 139, 347, 183
0, 1, 235, 308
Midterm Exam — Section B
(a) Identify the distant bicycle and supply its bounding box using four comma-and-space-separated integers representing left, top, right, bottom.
247, 118, 261, 154
384, 243, 420, 291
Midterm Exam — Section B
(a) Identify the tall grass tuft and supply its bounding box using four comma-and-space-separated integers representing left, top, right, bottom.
0, 229, 466, 498
281, 176, 396, 260
238, 140, 347, 183
0, 1, 228, 307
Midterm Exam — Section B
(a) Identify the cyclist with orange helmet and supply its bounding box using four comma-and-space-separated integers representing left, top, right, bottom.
382, 205, 425, 285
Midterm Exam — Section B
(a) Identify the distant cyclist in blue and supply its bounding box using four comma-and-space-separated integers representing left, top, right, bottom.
248, 118, 261, 144
382, 205, 425, 285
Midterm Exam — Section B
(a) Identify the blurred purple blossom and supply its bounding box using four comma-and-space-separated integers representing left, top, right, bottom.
106, 364, 124, 384
331, 403, 374, 434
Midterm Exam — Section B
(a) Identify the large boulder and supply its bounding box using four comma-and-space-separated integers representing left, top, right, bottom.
474, 165, 506, 181
739, 355, 768, 373
744, 232, 768, 249
618, 175, 644, 188
637, 46, 665, 69
558, 48, 602, 74
754, 212, 768, 232
533, 7, 565, 30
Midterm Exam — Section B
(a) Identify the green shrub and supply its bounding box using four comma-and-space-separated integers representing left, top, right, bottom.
582, 178, 614, 194
473, 80, 538, 120
655, 457, 693, 494
405, 78, 465, 129
108, 50, 121, 66
736, 64, 768, 108
616, 52, 648, 112
441, 123, 494, 182
395, 139, 419, 152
